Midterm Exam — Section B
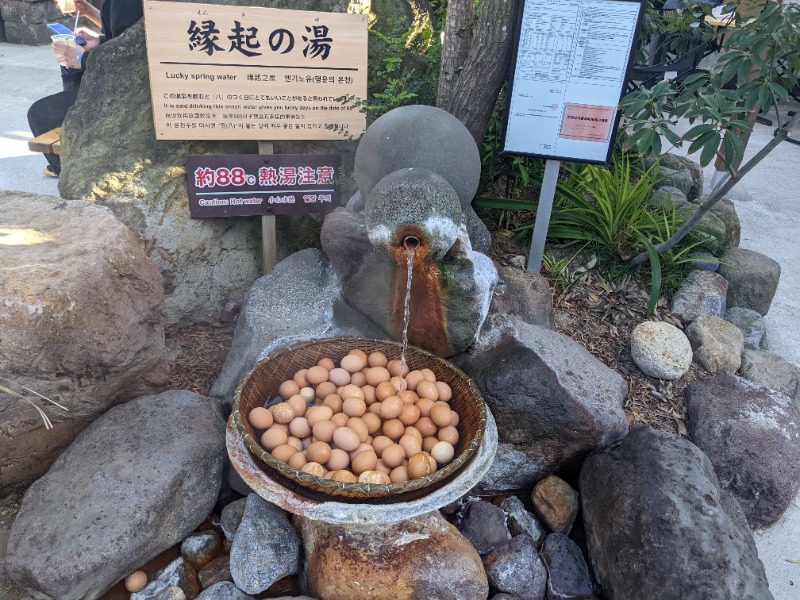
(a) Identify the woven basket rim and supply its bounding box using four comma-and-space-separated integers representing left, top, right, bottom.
232, 336, 486, 500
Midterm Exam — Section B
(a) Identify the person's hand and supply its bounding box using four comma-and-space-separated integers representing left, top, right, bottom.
75, 26, 100, 50
54, 0, 102, 27
53, 41, 86, 69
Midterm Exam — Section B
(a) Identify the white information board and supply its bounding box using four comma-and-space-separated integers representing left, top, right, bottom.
503, 0, 644, 163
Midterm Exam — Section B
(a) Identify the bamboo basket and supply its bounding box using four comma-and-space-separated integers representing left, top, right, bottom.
232, 337, 486, 502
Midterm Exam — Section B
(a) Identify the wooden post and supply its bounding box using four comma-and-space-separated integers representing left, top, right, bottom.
258, 141, 276, 274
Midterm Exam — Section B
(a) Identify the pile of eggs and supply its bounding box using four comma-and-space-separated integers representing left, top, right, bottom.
247, 349, 462, 486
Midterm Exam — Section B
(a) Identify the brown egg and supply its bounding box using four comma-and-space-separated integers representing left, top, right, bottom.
289, 417, 311, 440
279, 380, 300, 400
306, 405, 333, 426
288, 451, 308, 469
331, 469, 358, 483
389, 465, 410, 483
328, 367, 351, 387
287, 394, 307, 418
376, 381, 396, 401
367, 351, 388, 367
312, 420, 337, 443
299, 387, 316, 403
398, 390, 418, 405
340, 353, 365, 373
399, 404, 421, 426
368, 401, 382, 415
438, 425, 460, 446
365, 366, 391, 386
380, 396, 403, 420
427, 453, 438, 474
351, 449, 378, 474
382, 418, 405, 440
270, 402, 295, 424
293, 369, 309, 388
124, 571, 148, 593
435, 381, 453, 402
404, 426, 423, 442
389, 376, 408, 393
306, 365, 330, 385
371, 435, 393, 457
343, 397, 367, 418
323, 470, 334, 479
340, 384, 365, 401
361, 385, 377, 405
301, 462, 325, 476
350, 442, 374, 461
416, 398, 434, 417
349, 348, 368, 362
431, 404, 452, 428
350, 371, 367, 387
332, 427, 361, 452
431, 441, 455, 464
420, 368, 436, 382
326, 448, 350, 471
302, 437, 312, 450
361, 412, 382, 435
260, 427, 288, 450
375, 459, 392, 475
318, 357, 335, 370
422, 436, 439, 452
287, 436, 303, 451
399, 434, 422, 457
306, 441, 332, 464
416, 416, 437, 437
271, 443, 298, 463
450, 411, 460, 427
270, 423, 289, 433
248, 406, 273, 429
381, 443, 406, 468
416, 380, 439, 402
322, 394, 344, 414
405, 370, 424, 391
407, 452, 433, 479
315, 381, 337, 400
346, 417, 369, 443
331, 412, 349, 427
358, 470, 388, 484
387, 359, 410, 377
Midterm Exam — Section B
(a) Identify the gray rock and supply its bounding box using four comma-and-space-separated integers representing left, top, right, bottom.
540, 533, 595, 600
354, 105, 481, 209
491, 595, 525, 600
0, 193, 169, 491
6, 391, 226, 600
320, 207, 373, 283
718, 248, 781, 315
230, 495, 301, 595
500, 496, 547, 548
531, 476, 580, 535
687, 251, 720, 272
650, 186, 689, 209
196, 581, 255, 600
456, 320, 628, 492
181, 530, 222, 569
630, 321, 693, 380
686, 315, 744, 374
724, 307, 767, 350
490, 266, 555, 330
198, 556, 233, 590
345, 190, 365, 212
709, 198, 740, 247
686, 374, 800, 528
130, 558, 194, 600
220, 497, 248, 542
483, 534, 547, 600
670, 270, 728, 323
457, 500, 511, 555
658, 154, 704, 201
677, 204, 728, 253
465, 204, 493, 254
657, 165, 694, 197
580, 425, 772, 600
740, 349, 799, 401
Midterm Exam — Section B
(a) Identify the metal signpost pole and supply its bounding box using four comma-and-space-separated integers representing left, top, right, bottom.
526, 159, 560, 274
258, 141, 276, 274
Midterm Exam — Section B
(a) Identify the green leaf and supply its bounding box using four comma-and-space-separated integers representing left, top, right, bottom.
634, 232, 662, 318
700, 134, 720, 166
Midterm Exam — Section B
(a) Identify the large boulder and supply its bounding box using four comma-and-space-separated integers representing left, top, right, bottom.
670, 270, 727, 323
724, 307, 767, 350
5, 391, 227, 600
580, 425, 773, 600
740, 349, 799, 401
455, 319, 628, 491
0, 193, 168, 490
490, 266, 555, 330
686, 375, 800, 528
686, 315, 744, 374
1, 0, 65, 44
717, 248, 781, 316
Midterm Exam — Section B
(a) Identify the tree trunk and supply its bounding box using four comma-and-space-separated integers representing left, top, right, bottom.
436, 0, 520, 147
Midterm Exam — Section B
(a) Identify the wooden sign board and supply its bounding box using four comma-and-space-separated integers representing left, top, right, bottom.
186, 153, 341, 218
502, 0, 645, 164
143, 0, 367, 141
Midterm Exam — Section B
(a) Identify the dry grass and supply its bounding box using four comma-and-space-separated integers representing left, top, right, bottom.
167, 321, 237, 396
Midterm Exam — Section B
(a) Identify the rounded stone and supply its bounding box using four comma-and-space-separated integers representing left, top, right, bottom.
631, 321, 693, 380
355, 105, 481, 209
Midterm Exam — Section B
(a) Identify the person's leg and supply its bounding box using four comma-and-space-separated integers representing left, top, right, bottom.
27, 87, 78, 175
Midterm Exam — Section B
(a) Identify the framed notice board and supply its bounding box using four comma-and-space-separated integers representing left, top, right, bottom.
502, 0, 646, 164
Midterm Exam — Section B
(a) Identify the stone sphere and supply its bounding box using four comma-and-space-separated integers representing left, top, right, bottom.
631, 321, 693, 380
355, 105, 481, 209
364, 168, 463, 260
